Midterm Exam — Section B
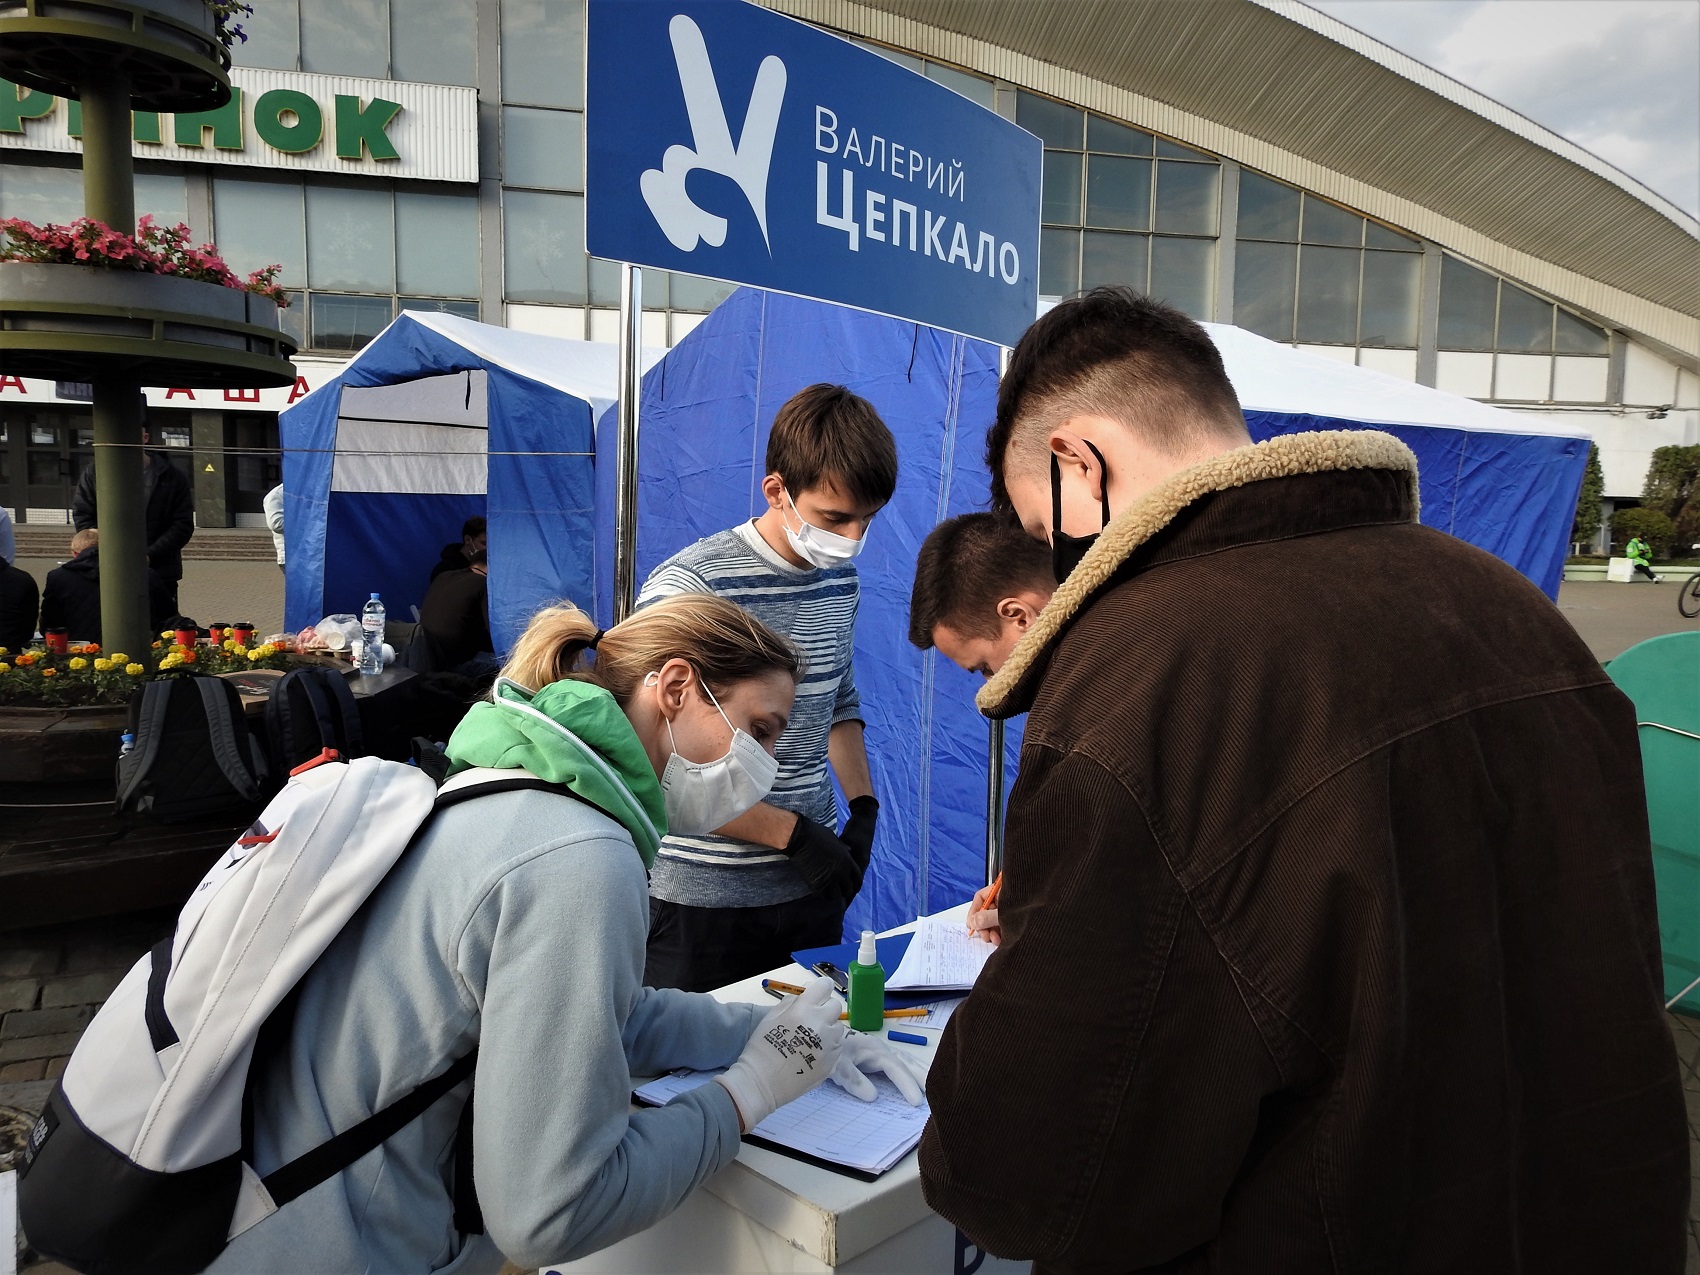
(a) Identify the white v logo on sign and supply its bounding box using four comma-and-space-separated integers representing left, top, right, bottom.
640, 13, 786, 253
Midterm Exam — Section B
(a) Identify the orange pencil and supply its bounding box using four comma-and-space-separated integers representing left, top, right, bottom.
839, 1007, 930, 1020
967, 873, 1003, 933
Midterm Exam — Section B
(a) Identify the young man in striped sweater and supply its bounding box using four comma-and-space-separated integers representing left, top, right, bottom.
637, 384, 897, 992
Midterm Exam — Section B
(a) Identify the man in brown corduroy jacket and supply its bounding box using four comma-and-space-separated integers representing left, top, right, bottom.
918, 288, 1686, 1274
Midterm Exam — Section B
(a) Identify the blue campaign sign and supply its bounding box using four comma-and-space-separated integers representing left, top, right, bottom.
586, 0, 1041, 347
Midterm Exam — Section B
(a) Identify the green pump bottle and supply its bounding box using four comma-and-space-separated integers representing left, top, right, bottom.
847, 930, 886, 1031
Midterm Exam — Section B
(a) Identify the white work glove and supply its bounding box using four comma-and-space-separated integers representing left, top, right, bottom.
715, 978, 847, 1130
829, 1032, 925, 1105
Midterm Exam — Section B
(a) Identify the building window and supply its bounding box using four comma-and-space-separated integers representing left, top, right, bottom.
213, 176, 308, 287
396, 191, 479, 298
501, 0, 585, 109
309, 293, 395, 352
1438, 256, 1609, 356
391, 0, 476, 86
1233, 171, 1421, 348
503, 189, 586, 304
0, 162, 82, 224
306, 183, 396, 293
502, 107, 583, 191
300, 0, 388, 79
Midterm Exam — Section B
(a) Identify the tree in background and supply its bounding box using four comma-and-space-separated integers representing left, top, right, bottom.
1610, 507, 1676, 558
1571, 443, 1604, 548
1643, 444, 1700, 553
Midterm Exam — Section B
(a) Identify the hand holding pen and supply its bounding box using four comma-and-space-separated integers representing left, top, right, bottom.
965, 873, 1002, 947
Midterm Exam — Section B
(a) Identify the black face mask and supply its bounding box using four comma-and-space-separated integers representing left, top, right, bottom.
1050, 441, 1112, 581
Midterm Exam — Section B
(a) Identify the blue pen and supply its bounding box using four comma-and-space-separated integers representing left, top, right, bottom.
888, 1030, 928, 1046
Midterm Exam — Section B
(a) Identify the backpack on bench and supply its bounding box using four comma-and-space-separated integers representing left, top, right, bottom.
116, 677, 269, 822
264, 667, 365, 786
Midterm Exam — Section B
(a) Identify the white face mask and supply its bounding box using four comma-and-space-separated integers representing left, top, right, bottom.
782, 489, 866, 569
651, 673, 780, 835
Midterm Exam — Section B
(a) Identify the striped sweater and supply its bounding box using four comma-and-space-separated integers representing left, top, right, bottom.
636, 521, 862, 907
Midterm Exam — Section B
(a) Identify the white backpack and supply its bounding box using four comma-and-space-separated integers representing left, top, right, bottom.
17, 754, 566, 1275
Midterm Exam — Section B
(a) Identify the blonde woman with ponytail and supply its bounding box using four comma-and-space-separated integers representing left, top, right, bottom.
213, 596, 920, 1275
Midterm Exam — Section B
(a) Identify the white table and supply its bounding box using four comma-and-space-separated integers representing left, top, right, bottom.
547, 926, 1024, 1275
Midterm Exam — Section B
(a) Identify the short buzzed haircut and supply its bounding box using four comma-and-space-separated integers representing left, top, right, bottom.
462, 515, 486, 540
909, 513, 1054, 648
986, 287, 1248, 511
71, 528, 98, 554
766, 384, 898, 509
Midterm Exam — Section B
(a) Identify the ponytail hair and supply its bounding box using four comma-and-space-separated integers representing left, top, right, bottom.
499, 596, 801, 704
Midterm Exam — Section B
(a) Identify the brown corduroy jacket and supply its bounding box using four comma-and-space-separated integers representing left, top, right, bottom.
918, 431, 1686, 1274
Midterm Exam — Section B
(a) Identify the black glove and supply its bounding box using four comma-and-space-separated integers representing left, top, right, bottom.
839, 796, 879, 873
785, 815, 864, 903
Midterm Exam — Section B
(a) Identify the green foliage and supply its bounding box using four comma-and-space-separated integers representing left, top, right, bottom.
1572, 443, 1604, 544
1642, 444, 1700, 527
1611, 507, 1676, 558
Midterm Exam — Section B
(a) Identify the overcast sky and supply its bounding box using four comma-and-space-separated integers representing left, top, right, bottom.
1306, 0, 1700, 219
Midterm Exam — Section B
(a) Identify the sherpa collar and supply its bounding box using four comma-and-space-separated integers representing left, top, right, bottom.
976, 430, 1419, 720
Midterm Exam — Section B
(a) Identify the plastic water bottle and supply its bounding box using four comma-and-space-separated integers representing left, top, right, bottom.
359, 593, 386, 675
119, 732, 135, 756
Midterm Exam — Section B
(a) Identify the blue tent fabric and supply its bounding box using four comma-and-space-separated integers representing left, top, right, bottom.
603, 290, 1590, 934
283, 314, 612, 652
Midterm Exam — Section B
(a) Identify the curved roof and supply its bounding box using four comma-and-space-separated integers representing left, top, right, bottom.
768, 0, 1700, 357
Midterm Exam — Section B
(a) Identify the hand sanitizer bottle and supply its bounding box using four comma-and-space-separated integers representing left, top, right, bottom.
847, 930, 885, 1032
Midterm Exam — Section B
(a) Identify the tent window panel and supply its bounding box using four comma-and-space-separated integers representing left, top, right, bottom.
504, 190, 586, 304
1295, 245, 1359, 344
1496, 283, 1553, 353
1234, 241, 1296, 341
1555, 307, 1609, 356
1299, 196, 1362, 247
1084, 155, 1149, 231
1, 165, 84, 226
1039, 227, 1081, 298
503, 107, 583, 191
1042, 151, 1084, 226
1358, 251, 1421, 348
310, 293, 394, 352
1154, 161, 1218, 236
502, 0, 585, 109
301, 0, 387, 77
232, 0, 298, 70
1236, 171, 1300, 242
391, 0, 475, 85
1017, 91, 1083, 150
307, 184, 396, 293
1438, 256, 1498, 350
1149, 236, 1214, 320
1087, 115, 1152, 156
1081, 230, 1148, 292
396, 192, 479, 298
214, 177, 307, 289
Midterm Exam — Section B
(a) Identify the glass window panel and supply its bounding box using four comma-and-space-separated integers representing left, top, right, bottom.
1039, 226, 1080, 298
400, 298, 480, 319
1149, 236, 1213, 319
309, 293, 394, 352
1358, 251, 1421, 347
1437, 256, 1498, 349
670, 273, 736, 312
1154, 136, 1209, 159
1364, 220, 1420, 252
0, 165, 82, 224
213, 178, 306, 287
504, 189, 585, 303
1555, 307, 1609, 356
853, 39, 921, 72
588, 255, 621, 307
396, 191, 478, 296
1496, 282, 1552, 352
1081, 230, 1148, 291
924, 62, 994, 109
232, 0, 298, 69
1296, 245, 1359, 344
502, 0, 585, 108
1300, 196, 1362, 247
503, 106, 582, 190
1084, 155, 1149, 231
1041, 151, 1083, 226
301, 0, 387, 77
1016, 92, 1082, 150
279, 291, 307, 350
1236, 171, 1299, 242
638, 269, 668, 311
1234, 241, 1296, 340
1154, 161, 1218, 236
306, 184, 395, 292
135, 173, 189, 226
391, 0, 475, 84
1086, 115, 1151, 156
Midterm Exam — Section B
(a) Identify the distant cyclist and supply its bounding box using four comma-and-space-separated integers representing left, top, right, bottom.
1625, 534, 1663, 583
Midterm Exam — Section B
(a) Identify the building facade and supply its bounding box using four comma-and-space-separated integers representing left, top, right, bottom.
3, 0, 1696, 538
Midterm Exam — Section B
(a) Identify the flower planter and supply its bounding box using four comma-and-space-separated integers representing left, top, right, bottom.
0, 261, 297, 389
0, 0, 229, 112
0, 700, 127, 785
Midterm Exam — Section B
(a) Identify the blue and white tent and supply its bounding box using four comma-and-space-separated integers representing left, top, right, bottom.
597, 288, 1591, 934
281, 312, 657, 652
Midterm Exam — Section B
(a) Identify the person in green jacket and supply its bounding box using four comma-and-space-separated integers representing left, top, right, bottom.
1625, 535, 1663, 582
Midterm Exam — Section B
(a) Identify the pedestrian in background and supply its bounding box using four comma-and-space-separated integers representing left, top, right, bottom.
264, 482, 285, 574
39, 530, 174, 645
0, 513, 37, 651
72, 419, 194, 618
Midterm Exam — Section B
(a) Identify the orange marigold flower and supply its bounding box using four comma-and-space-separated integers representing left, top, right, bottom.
41, 667, 57, 678
81, 643, 100, 654
15, 652, 36, 666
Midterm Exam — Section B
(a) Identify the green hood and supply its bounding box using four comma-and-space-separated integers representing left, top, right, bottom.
445, 678, 667, 867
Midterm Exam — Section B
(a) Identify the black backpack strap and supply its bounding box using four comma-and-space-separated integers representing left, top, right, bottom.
322, 670, 365, 757
115, 681, 173, 810
290, 671, 341, 761
453, 1091, 483, 1235
195, 678, 262, 801
261, 1049, 478, 1208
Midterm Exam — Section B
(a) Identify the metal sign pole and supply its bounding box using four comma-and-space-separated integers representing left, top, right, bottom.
985, 343, 1014, 887
612, 263, 643, 623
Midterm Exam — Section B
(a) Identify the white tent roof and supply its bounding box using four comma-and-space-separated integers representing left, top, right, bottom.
1203, 323, 1588, 439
